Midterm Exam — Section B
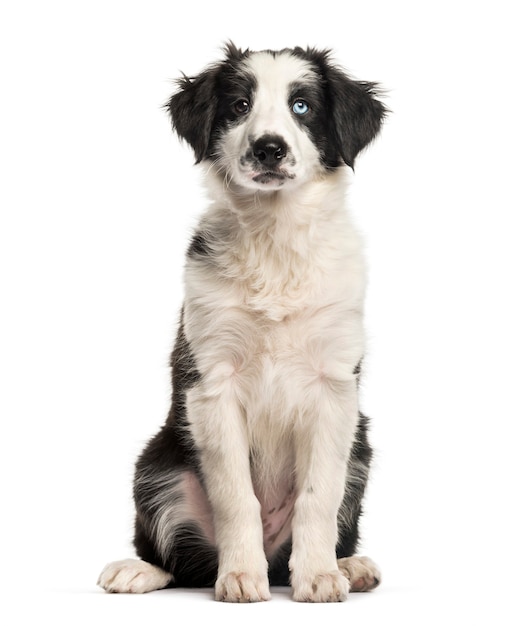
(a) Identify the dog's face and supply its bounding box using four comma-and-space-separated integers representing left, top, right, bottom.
214, 51, 324, 191
167, 43, 385, 191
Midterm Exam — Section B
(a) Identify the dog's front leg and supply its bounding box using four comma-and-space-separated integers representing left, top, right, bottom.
289, 377, 358, 602
187, 380, 271, 602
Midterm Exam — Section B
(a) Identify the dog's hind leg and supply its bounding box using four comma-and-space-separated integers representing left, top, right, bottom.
337, 555, 381, 592
97, 558, 173, 593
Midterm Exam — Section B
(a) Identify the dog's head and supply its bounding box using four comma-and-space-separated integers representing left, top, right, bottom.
167, 43, 386, 191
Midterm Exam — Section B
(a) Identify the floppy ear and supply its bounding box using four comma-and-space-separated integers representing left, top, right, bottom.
166, 43, 249, 163
166, 68, 219, 163
327, 68, 386, 167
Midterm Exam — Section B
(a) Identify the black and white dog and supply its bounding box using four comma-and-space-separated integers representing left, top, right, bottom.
98, 43, 386, 602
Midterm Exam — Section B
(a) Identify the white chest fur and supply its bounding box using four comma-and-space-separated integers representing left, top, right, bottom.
183, 171, 366, 483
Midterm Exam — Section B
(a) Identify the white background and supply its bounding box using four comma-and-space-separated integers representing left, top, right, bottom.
1, 1, 529, 624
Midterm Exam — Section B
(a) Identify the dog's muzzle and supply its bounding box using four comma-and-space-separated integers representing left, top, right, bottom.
249, 134, 295, 184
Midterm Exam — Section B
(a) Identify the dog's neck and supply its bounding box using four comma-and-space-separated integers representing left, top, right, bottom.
198, 165, 360, 321
204, 166, 351, 234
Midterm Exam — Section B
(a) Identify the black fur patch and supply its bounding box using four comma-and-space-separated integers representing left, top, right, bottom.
187, 232, 212, 258
166, 43, 255, 163
290, 47, 386, 168
134, 519, 218, 587
336, 412, 373, 558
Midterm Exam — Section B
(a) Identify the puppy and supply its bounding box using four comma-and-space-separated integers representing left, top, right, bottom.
98, 43, 386, 602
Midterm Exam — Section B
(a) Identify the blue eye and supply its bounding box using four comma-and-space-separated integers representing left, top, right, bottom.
292, 99, 309, 115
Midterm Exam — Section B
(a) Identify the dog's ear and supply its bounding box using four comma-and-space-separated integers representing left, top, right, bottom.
166, 43, 249, 163
325, 65, 386, 167
166, 68, 219, 163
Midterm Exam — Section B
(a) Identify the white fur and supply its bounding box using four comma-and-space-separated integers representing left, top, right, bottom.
98, 559, 173, 593
338, 556, 382, 592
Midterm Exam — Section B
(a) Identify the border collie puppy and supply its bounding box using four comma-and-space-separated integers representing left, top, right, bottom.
98, 43, 386, 603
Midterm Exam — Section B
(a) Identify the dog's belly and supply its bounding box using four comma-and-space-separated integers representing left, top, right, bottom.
259, 485, 296, 557
180, 469, 295, 559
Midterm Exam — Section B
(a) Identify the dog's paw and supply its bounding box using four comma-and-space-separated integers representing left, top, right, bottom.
291, 570, 349, 602
97, 559, 173, 593
338, 555, 381, 592
215, 571, 271, 602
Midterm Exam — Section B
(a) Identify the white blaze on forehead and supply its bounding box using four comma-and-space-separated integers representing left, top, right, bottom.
242, 51, 317, 128
243, 50, 317, 92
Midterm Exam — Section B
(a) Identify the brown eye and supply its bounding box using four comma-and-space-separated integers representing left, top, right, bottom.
234, 99, 251, 115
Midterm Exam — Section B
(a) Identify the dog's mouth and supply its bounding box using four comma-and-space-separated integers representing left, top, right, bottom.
252, 170, 295, 185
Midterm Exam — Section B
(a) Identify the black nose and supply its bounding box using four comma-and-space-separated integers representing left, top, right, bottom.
253, 135, 287, 168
